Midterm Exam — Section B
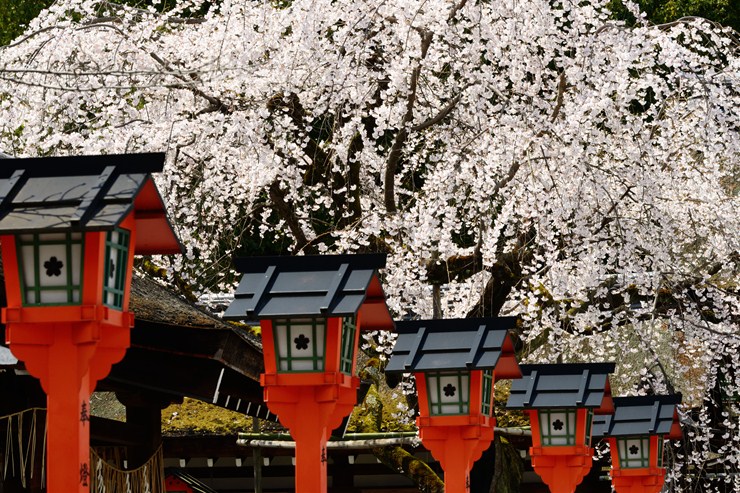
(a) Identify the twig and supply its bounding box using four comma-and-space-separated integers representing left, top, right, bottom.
447, 0, 470, 22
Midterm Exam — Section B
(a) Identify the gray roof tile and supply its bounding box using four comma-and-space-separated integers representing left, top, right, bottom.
223, 254, 394, 331
385, 317, 520, 375
506, 363, 615, 410
0, 153, 180, 254
592, 395, 681, 437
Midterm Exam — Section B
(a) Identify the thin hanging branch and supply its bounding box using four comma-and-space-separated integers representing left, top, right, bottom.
384, 30, 433, 213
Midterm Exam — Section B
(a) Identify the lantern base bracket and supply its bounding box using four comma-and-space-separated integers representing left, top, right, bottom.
418, 421, 495, 493
5, 318, 133, 493
611, 468, 666, 493
529, 447, 593, 493
261, 371, 358, 388
3, 305, 134, 327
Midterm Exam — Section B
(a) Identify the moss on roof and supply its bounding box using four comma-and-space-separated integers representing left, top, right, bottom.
162, 397, 255, 435
90, 392, 126, 421
130, 273, 228, 328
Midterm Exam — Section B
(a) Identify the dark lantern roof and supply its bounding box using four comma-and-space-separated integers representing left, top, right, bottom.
223, 254, 395, 331
506, 363, 615, 413
592, 394, 682, 439
0, 153, 181, 254
385, 317, 521, 379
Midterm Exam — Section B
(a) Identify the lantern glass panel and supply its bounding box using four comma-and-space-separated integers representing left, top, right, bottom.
273, 318, 326, 372
538, 409, 577, 446
657, 438, 664, 467
617, 437, 650, 468
339, 316, 356, 375
17, 233, 84, 305
481, 369, 494, 416
427, 372, 470, 415
103, 228, 130, 310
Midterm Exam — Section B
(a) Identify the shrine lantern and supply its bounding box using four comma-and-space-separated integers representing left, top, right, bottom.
506, 363, 616, 493
223, 254, 394, 493
386, 317, 521, 493
592, 394, 682, 493
0, 153, 181, 493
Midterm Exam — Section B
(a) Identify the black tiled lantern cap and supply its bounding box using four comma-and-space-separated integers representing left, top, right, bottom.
0, 153, 180, 254
223, 254, 394, 332
506, 363, 616, 412
385, 317, 521, 376
591, 394, 682, 438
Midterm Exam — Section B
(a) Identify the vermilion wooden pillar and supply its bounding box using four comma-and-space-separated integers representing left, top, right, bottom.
224, 254, 395, 493
416, 372, 496, 492
421, 424, 493, 492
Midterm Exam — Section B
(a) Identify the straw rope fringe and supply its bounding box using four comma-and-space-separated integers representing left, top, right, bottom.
90, 445, 166, 493
1, 407, 45, 488
0, 408, 165, 493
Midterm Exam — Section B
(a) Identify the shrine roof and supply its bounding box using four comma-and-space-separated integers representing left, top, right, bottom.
592, 394, 682, 438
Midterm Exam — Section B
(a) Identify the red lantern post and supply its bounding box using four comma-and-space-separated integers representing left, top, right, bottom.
0, 154, 181, 493
592, 395, 682, 493
386, 318, 522, 493
224, 254, 394, 493
506, 363, 616, 493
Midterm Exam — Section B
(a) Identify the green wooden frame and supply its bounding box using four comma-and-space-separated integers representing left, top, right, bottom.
584, 409, 593, 447
339, 316, 356, 375
481, 369, 494, 416
617, 436, 651, 468
538, 409, 577, 446
103, 228, 130, 309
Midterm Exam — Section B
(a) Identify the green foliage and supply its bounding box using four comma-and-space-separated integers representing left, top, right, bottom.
607, 0, 740, 31
0, 0, 52, 45
373, 446, 444, 493
0, 0, 216, 46
346, 382, 416, 433
494, 381, 530, 428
